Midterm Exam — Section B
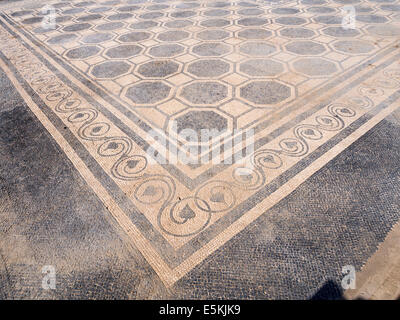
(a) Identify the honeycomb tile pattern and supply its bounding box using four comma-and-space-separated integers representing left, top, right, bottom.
9, 0, 400, 133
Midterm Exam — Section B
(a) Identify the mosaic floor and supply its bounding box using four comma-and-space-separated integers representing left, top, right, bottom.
0, 0, 400, 298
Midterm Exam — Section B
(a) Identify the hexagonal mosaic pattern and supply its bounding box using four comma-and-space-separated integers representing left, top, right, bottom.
9, 0, 399, 134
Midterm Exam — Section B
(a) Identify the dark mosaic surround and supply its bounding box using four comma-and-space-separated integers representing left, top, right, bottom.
175, 115, 400, 299
0, 63, 399, 298
0, 66, 166, 299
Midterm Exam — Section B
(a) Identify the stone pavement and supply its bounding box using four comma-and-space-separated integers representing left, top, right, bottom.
0, 0, 399, 299
344, 216, 400, 300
